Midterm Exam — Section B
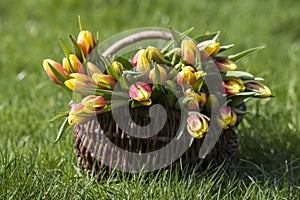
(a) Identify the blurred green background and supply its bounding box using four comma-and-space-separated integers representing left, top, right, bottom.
1, 0, 300, 198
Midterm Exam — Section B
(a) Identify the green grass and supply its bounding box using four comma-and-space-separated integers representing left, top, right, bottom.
1, 0, 300, 199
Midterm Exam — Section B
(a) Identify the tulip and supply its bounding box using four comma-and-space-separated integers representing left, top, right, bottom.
86, 62, 102, 77
132, 49, 143, 67
184, 88, 207, 110
244, 81, 272, 98
215, 58, 237, 71
129, 82, 152, 106
92, 73, 116, 90
197, 40, 220, 58
194, 70, 205, 80
217, 106, 237, 129
43, 59, 70, 86
135, 49, 151, 72
186, 114, 209, 139
68, 103, 90, 125
77, 30, 96, 57
64, 73, 97, 93
63, 54, 83, 73
181, 39, 198, 65
146, 46, 165, 63
148, 64, 168, 84
176, 66, 196, 87
111, 61, 124, 76
81, 95, 106, 114
223, 78, 245, 95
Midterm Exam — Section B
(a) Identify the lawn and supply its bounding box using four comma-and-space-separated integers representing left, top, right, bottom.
1, 0, 300, 199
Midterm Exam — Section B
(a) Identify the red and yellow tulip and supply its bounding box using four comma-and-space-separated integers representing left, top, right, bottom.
68, 103, 90, 125
129, 82, 152, 106
43, 59, 70, 86
198, 40, 220, 58
77, 30, 96, 57
81, 95, 106, 114
148, 64, 168, 84
181, 39, 198, 65
176, 65, 197, 87
217, 106, 237, 129
92, 73, 116, 90
223, 78, 245, 95
186, 114, 209, 138
244, 81, 272, 98
215, 58, 237, 71
63, 54, 83, 73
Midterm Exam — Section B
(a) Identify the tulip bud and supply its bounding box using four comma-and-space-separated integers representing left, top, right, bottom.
86, 62, 102, 77
132, 49, 143, 67
64, 73, 97, 94
184, 88, 207, 110
186, 114, 209, 138
176, 66, 196, 87
223, 78, 245, 95
129, 82, 152, 106
81, 95, 106, 114
215, 58, 237, 71
111, 61, 124, 76
244, 81, 272, 98
77, 30, 96, 57
135, 49, 151, 72
148, 64, 168, 84
197, 40, 220, 58
43, 59, 70, 85
63, 54, 83, 73
92, 73, 116, 90
68, 103, 91, 125
181, 39, 198, 65
217, 106, 237, 129
146, 46, 165, 63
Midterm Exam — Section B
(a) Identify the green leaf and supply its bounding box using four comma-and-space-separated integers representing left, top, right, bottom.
192, 77, 204, 93
232, 106, 249, 115
219, 44, 234, 53
176, 109, 188, 140
54, 117, 69, 143
193, 31, 220, 43
69, 34, 84, 62
228, 46, 265, 62
59, 38, 71, 56
222, 71, 255, 80
49, 111, 69, 122
169, 28, 182, 48
115, 57, 133, 70
106, 64, 120, 81
153, 64, 161, 85
189, 137, 194, 147
47, 63, 69, 85
229, 95, 253, 107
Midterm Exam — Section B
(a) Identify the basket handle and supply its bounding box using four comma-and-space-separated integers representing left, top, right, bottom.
102, 30, 173, 57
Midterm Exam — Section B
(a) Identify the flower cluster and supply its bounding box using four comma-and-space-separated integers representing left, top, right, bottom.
43, 25, 272, 140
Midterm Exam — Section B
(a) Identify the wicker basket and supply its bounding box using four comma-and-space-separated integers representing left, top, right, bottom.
73, 106, 239, 177
72, 29, 241, 177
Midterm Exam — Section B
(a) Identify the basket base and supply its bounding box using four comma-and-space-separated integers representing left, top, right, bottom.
73, 115, 239, 178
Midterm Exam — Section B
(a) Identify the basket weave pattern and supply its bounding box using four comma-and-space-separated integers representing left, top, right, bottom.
74, 106, 239, 176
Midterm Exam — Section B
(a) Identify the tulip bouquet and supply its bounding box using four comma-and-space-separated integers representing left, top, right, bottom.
43, 20, 272, 174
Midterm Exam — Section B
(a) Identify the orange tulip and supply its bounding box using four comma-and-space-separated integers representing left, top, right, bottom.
77, 30, 96, 57
43, 59, 69, 86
